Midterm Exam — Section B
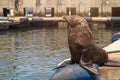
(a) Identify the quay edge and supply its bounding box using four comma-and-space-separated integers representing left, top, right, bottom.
1, 17, 120, 29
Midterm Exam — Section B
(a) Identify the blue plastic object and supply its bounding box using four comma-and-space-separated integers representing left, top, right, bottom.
111, 17, 120, 22
50, 64, 99, 80
112, 32, 120, 43
0, 17, 8, 21
32, 18, 43, 21
20, 18, 29, 22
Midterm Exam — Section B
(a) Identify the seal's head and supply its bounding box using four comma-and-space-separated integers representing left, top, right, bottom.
63, 15, 89, 28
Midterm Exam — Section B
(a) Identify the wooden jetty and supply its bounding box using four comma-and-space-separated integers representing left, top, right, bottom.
100, 39, 120, 80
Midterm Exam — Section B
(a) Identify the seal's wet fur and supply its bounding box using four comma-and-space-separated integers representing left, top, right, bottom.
64, 16, 108, 66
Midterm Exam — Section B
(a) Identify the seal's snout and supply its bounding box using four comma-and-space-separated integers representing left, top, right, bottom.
63, 16, 86, 27
63, 16, 73, 26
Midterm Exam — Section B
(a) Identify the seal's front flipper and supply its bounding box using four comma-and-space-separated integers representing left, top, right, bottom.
81, 65, 98, 74
53, 63, 68, 70
80, 64, 98, 74
53, 58, 71, 70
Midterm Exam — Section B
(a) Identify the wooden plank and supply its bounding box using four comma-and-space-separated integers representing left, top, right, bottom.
103, 39, 120, 54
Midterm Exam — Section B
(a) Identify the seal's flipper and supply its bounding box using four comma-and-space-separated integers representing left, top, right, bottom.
53, 58, 71, 70
53, 63, 69, 70
79, 52, 98, 74
80, 64, 98, 74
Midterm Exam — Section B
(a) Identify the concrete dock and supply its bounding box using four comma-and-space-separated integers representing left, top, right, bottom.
11, 16, 120, 22
1, 16, 120, 23
100, 39, 120, 80
0, 16, 120, 29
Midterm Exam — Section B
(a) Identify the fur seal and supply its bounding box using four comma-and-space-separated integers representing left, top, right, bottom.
63, 16, 108, 72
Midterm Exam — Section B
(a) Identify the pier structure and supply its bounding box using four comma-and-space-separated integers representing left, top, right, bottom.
0, 17, 120, 29
7, 16, 120, 23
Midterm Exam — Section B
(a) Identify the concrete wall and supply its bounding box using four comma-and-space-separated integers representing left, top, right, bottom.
0, 0, 120, 17
0, 0, 14, 16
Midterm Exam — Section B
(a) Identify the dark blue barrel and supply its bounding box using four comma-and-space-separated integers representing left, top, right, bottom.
0, 17, 7, 21
112, 32, 120, 42
111, 17, 120, 22
50, 64, 99, 80
84, 17, 92, 22
20, 18, 29, 23
32, 17, 43, 22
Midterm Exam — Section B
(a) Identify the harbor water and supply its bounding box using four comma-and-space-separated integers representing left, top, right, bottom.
0, 23, 120, 80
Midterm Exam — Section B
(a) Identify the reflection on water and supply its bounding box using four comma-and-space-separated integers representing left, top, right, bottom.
91, 24, 120, 47
0, 23, 119, 80
0, 28, 69, 80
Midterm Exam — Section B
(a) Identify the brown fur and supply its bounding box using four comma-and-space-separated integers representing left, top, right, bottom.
64, 15, 108, 66
81, 44, 108, 66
